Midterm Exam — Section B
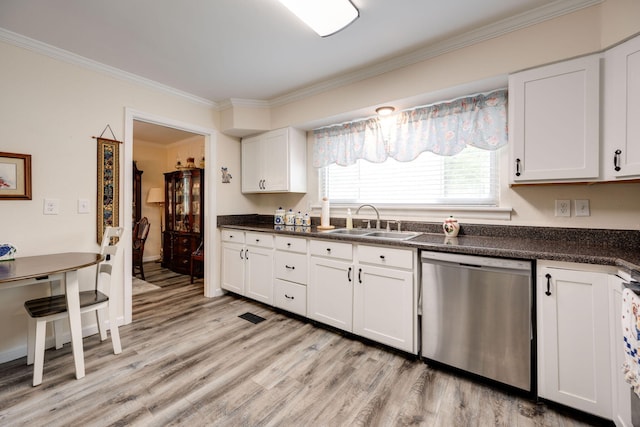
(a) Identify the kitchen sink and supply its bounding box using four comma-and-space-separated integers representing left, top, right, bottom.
325, 228, 421, 240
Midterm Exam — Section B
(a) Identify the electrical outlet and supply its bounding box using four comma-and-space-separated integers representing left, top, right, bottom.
555, 199, 570, 217
43, 198, 60, 215
575, 199, 590, 217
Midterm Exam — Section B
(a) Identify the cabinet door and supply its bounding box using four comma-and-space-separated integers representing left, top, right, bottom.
604, 35, 640, 179
537, 265, 612, 418
308, 257, 353, 332
221, 242, 245, 294
245, 245, 274, 305
509, 54, 600, 183
241, 135, 262, 193
261, 128, 289, 191
353, 264, 414, 353
609, 273, 634, 427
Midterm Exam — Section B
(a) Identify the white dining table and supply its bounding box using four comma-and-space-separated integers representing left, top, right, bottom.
0, 252, 103, 380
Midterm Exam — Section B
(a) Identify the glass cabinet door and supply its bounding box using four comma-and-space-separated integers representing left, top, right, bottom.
191, 171, 201, 233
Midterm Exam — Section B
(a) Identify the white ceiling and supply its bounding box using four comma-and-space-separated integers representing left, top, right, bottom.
0, 0, 598, 105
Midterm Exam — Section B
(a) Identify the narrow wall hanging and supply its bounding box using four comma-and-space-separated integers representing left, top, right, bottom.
93, 125, 122, 244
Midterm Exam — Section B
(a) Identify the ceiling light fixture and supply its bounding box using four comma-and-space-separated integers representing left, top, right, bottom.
278, 0, 359, 37
375, 106, 395, 116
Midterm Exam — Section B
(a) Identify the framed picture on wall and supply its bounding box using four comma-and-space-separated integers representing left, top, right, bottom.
0, 152, 32, 200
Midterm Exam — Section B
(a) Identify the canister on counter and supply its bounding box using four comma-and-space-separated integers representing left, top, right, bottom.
295, 211, 303, 226
285, 209, 295, 226
274, 207, 285, 225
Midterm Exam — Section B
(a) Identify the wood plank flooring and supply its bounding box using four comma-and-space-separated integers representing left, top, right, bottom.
0, 263, 606, 426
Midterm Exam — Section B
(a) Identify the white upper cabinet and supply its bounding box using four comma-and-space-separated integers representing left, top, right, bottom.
509, 54, 601, 184
603, 34, 640, 180
241, 127, 307, 193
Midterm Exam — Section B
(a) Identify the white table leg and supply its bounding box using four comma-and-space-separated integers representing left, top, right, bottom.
64, 270, 85, 379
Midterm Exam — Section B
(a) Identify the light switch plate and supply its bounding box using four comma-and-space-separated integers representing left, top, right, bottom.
78, 198, 90, 214
575, 199, 590, 217
43, 198, 60, 215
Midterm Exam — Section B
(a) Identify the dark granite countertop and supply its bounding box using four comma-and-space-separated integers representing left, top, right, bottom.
218, 217, 640, 278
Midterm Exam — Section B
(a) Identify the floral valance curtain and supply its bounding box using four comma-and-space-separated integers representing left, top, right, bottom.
312, 89, 508, 168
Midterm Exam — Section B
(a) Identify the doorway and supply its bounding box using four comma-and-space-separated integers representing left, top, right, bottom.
123, 108, 221, 326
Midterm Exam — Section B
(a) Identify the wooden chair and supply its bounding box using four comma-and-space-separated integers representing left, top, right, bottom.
132, 217, 150, 280
190, 240, 204, 284
24, 226, 124, 386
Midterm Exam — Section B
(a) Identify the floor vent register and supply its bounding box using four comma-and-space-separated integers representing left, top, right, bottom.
238, 312, 266, 324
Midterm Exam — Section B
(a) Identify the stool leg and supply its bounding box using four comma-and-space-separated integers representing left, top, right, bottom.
26, 317, 35, 365
109, 303, 122, 354
33, 319, 47, 386
96, 309, 108, 341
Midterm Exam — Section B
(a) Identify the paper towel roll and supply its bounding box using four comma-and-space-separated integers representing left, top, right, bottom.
321, 197, 330, 227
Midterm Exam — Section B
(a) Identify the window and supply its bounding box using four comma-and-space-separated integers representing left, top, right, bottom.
320, 145, 500, 206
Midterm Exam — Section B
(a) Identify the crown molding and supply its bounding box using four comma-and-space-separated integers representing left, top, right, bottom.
268, 0, 602, 107
217, 98, 272, 110
0, 27, 217, 108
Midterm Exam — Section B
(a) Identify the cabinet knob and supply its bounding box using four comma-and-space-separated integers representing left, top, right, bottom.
379, 255, 385, 260
326, 248, 332, 253
287, 242, 291, 247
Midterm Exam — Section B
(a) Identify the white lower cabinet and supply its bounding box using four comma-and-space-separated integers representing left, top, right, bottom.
609, 271, 634, 427
221, 230, 274, 305
537, 261, 613, 419
308, 240, 354, 332
353, 245, 416, 353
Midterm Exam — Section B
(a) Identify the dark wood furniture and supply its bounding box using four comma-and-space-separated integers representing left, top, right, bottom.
190, 241, 204, 284
162, 168, 204, 275
132, 217, 150, 280
132, 161, 143, 223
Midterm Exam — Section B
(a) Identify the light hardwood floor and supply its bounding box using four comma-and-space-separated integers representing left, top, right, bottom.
0, 263, 605, 426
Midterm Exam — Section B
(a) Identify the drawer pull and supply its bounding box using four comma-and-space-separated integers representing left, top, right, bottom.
245, 249, 249, 260
358, 268, 362, 284
348, 267, 352, 282
326, 248, 332, 253
285, 265, 295, 270
285, 294, 295, 300
287, 242, 291, 247
255, 239, 260, 243
614, 149, 622, 172
240, 249, 244, 260
545, 273, 552, 296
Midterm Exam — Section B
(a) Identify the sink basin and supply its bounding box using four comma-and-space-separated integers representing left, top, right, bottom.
325, 228, 372, 236
325, 228, 421, 240
364, 231, 421, 240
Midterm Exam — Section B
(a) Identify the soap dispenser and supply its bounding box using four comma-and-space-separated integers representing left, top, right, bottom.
346, 208, 353, 229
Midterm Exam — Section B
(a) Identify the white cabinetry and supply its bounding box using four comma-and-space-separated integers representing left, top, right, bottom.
274, 235, 308, 316
353, 245, 416, 353
537, 261, 612, 418
308, 240, 354, 332
509, 54, 600, 183
241, 127, 307, 193
609, 271, 634, 427
221, 230, 274, 305
603, 35, 640, 180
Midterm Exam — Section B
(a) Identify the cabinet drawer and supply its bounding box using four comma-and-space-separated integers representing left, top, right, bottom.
246, 232, 274, 248
274, 279, 307, 316
310, 239, 352, 260
275, 252, 307, 284
222, 229, 245, 244
357, 245, 413, 269
275, 235, 307, 253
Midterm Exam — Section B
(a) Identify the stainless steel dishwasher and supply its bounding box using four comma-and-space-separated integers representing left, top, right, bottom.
421, 251, 533, 392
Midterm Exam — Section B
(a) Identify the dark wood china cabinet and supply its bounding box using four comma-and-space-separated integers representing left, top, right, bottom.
162, 168, 204, 275
133, 161, 143, 223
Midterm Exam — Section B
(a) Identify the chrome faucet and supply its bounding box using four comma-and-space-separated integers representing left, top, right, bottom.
355, 204, 381, 229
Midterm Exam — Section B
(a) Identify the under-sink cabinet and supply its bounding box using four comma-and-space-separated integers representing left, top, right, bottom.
274, 235, 308, 316
537, 261, 613, 419
221, 230, 274, 305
